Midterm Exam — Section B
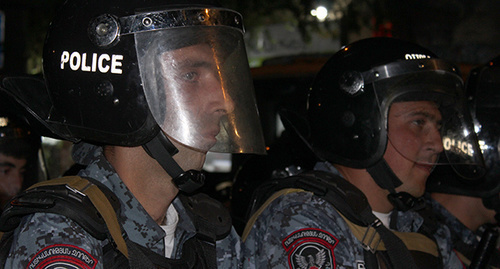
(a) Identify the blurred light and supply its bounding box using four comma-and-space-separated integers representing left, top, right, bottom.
474, 123, 481, 133
42, 136, 62, 146
310, 6, 328, 22
203, 152, 232, 173
478, 140, 488, 153
463, 129, 469, 137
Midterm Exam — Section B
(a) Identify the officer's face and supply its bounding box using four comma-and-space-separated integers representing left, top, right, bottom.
0, 153, 26, 205
384, 101, 443, 197
160, 43, 235, 152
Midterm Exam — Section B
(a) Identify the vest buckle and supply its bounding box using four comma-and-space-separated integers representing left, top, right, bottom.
361, 219, 383, 253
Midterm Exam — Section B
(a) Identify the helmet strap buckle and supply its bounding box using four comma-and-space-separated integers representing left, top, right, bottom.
142, 132, 205, 193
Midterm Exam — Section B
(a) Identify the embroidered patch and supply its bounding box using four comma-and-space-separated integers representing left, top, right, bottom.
27, 244, 98, 269
282, 228, 338, 269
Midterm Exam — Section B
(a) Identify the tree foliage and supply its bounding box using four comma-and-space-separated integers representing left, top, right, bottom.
219, 0, 374, 45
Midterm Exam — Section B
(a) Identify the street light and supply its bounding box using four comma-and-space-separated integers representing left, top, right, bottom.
310, 6, 328, 22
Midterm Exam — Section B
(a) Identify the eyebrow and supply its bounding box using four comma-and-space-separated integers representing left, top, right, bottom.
178, 59, 213, 69
407, 110, 442, 122
0, 162, 26, 169
0, 162, 16, 168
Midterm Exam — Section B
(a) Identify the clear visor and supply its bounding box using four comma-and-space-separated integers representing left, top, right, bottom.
370, 60, 485, 179
135, 24, 265, 153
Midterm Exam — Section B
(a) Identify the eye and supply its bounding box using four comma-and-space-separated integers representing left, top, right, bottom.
0, 168, 10, 176
412, 118, 426, 126
181, 71, 198, 82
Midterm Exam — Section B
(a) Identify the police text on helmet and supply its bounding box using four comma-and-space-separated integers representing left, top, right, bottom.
60, 51, 123, 74
443, 137, 474, 157
405, 54, 431, 60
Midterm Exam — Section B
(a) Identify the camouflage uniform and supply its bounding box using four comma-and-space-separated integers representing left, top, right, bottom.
427, 196, 500, 268
241, 162, 464, 269
4, 144, 241, 268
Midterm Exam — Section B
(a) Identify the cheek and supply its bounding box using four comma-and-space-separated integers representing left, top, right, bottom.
388, 129, 422, 159
384, 143, 403, 169
384, 142, 414, 177
0, 175, 22, 195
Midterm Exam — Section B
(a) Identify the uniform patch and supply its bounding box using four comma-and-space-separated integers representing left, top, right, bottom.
282, 228, 338, 269
27, 244, 98, 269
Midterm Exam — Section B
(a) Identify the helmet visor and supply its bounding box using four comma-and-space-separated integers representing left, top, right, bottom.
135, 10, 265, 154
470, 64, 500, 183
370, 59, 485, 179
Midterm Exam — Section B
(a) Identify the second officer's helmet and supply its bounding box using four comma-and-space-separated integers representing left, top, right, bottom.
428, 56, 500, 199
0, 110, 41, 189
2, 0, 265, 155
307, 37, 484, 179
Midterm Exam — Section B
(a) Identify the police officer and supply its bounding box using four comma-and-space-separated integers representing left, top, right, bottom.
0, 0, 265, 268
427, 55, 500, 268
241, 37, 484, 268
0, 111, 40, 209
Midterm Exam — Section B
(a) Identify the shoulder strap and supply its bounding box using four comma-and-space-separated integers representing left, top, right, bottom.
246, 170, 373, 226
0, 176, 129, 259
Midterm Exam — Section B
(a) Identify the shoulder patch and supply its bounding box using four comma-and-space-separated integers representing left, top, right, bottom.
27, 244, 98, 269
282, 228, 338, 269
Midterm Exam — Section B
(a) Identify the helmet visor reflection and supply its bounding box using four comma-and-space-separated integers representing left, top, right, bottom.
136, 25, 265, 154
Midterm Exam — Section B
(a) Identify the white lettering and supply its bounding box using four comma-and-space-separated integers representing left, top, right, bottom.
81, 53, 91, 72
92, 53, 97, 72
69, 52, 81, 71
443, 137, 473, 157
58, 51, 123, 74
111, 54, 123, 74
60, 51, 70, 69
98, 54, 110, 73
405, 53, 431, 60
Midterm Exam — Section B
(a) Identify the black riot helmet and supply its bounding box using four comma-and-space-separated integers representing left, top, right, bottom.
307, 37, 484, 209
0, 112, 40, 159
0, 111, 41, 190
427, 56, 500, 218
0, 0, 265, 192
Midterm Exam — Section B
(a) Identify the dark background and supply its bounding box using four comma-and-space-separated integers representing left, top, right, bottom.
1, 0, 499, 74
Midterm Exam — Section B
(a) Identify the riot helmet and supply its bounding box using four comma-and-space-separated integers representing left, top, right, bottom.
0, 111, 41, 198
427, 56, 500, 219
0, 0, 265, 192
307, 37, 484, 209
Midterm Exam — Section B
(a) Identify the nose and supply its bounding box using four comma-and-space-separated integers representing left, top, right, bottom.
427, 124, 444, 154
212, 81, 235, 115
222, 93, 235, 115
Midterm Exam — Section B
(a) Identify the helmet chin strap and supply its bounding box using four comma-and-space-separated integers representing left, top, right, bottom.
367, 159, 425, 211
142, 131, 205, 193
